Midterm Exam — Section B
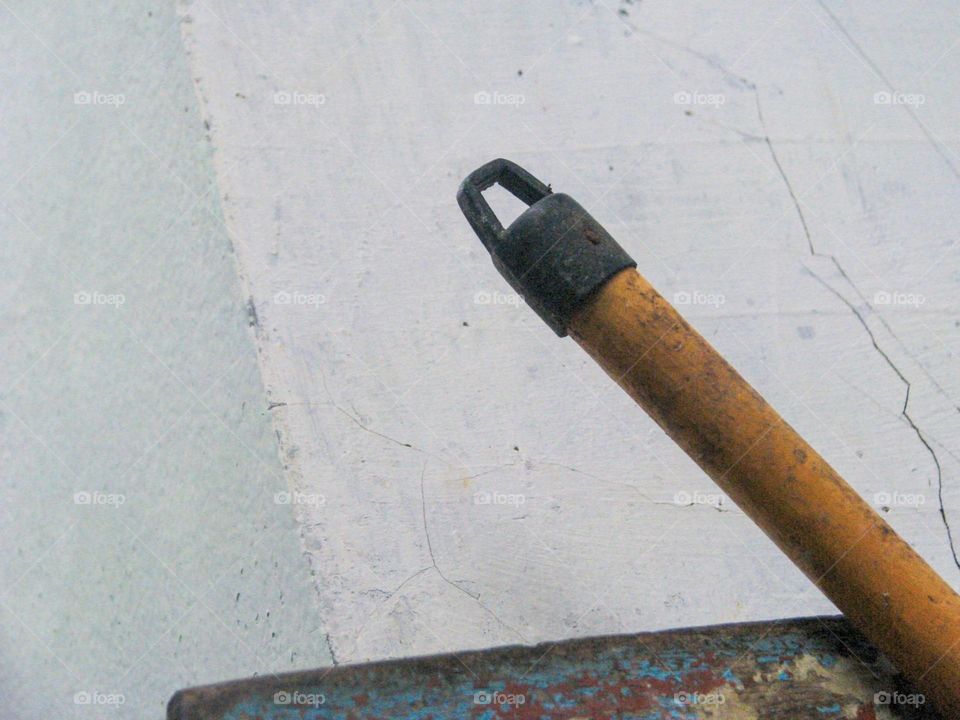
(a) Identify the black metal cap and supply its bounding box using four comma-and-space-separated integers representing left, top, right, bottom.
457, 159, 636, 336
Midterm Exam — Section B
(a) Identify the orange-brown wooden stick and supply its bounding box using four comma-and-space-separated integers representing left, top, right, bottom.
459, 159, 960, 717
569, 267, 960, 716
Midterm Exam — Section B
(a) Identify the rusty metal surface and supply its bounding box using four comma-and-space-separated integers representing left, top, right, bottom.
168, 616, 938, 719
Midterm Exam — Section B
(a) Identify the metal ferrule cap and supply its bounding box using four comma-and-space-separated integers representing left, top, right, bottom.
457, 159, 636, 336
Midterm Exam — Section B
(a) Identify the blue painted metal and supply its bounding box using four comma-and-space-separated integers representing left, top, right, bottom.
168, 616, 938, 719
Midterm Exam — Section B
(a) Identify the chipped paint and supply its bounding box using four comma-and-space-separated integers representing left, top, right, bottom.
169, 617, 934, 719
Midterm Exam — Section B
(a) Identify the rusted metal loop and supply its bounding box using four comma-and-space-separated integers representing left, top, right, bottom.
456, 158, 551, 252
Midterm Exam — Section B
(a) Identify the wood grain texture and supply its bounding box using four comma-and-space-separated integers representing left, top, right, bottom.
571, 268, 960, 716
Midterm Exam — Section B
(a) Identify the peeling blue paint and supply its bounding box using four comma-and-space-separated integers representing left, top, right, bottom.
173, 619, 886, 720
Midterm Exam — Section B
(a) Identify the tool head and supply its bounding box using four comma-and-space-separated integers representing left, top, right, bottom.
458, 159, 636, 336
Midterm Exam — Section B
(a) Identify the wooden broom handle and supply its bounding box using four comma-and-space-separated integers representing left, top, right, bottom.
569, 268, 960, 716
458, 159, 960, 716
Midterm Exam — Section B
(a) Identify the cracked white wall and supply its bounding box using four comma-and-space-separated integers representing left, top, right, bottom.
182, 0, 960, 665
182, 0, 960, 661
7, 2, 957, 718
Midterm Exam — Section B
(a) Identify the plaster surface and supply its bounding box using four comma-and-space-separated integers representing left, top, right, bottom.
180, 0, 960, 666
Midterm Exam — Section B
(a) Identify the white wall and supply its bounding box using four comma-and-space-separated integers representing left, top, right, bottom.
182, 0, 960, 664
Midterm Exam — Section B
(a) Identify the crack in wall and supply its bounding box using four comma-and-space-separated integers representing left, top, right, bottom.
815, 0, 960, 182
419, 464, 530, 642
325, 632, 340, 666
754, 91, 960, 574
806, 268, 960, 574
574, 17, 960, 576
755, 93, 815, 255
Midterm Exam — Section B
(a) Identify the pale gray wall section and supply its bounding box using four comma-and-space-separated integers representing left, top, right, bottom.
0, 2, 331, 718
